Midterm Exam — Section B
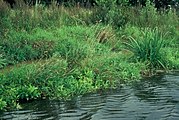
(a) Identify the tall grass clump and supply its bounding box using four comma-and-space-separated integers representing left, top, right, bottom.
125, 28, 167, 70
53, 26, 95, 67
0, 0, 12, 37
0, 0, 86, 34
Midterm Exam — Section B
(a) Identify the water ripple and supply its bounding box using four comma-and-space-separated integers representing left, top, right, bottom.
1, 73, 179, 120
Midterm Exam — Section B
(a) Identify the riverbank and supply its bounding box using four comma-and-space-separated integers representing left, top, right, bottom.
1, 73, 179, 119
0, 1, 179, 110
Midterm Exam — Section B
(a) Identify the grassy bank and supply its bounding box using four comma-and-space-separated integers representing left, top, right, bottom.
0, 0, 179, 110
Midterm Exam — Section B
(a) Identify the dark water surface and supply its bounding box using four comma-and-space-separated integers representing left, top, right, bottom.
1, 73, 179, 120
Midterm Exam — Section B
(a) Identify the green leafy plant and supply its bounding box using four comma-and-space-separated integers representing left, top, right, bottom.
17, 85, 40, 101
163, 47, 179, 69
0, 99, 7, 110
81, 53, 143, 83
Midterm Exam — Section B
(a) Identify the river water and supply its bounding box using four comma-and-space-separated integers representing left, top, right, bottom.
1, 73, 179, 120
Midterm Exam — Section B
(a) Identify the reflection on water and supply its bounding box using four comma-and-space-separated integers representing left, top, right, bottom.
1, 73, 179, 120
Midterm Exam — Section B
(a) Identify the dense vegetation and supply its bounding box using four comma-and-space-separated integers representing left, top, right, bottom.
4, 0, 179, 8
0, 0, 179, 110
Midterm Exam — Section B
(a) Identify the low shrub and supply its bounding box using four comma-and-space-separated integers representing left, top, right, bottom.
81, 53, 143, 83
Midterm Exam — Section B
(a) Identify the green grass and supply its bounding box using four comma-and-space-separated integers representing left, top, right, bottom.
0, 0, 179, 110
163, 47, 179, 69
124, 28, 167, 70
0, 24, 144, 110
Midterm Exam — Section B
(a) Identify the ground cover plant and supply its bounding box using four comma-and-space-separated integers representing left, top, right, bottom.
0, 0, 178, 110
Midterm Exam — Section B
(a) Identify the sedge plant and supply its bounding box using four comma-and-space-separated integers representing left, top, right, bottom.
125, 28, 167, 71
